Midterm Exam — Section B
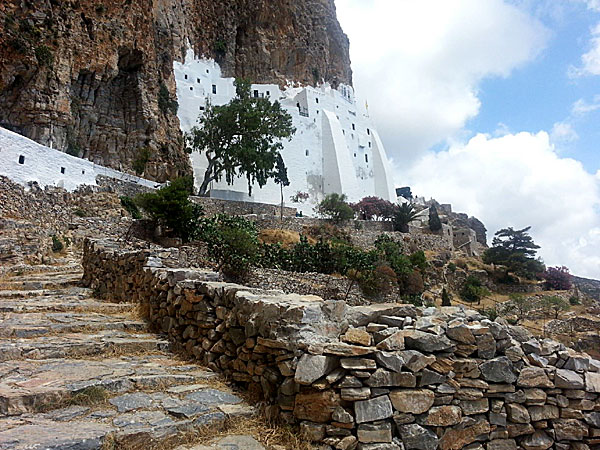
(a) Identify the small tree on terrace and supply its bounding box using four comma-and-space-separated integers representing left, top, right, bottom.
541, 296, 570, 319
393, 203, 418, 233
428, 204, 442, 232
274, 154, 290, 220
185, 79, 296, 196
504, 294, 532, 324
351, 196, 396, 221
541, 266, 572, 291
316, 193, 355, 223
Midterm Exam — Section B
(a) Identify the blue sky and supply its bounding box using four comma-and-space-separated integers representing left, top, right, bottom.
469, 1, 600, 173
336, 0, 600, 278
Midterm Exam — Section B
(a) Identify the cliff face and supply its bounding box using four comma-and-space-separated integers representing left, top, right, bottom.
0, 0, 351, 181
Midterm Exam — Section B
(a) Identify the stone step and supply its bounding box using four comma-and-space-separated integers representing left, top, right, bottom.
0, 357, 220, 416
0, 386, 254, 450
0, 312, 146, 338
0, 275, 82, 291
0, 330, 169, 361
0, 286, 91, 299
0, 296, 131, 314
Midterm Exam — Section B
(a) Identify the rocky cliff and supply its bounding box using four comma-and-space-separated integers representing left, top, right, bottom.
0, 0, 351, 181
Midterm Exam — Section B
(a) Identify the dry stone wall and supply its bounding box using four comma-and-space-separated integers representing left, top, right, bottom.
83, 239, 600, 450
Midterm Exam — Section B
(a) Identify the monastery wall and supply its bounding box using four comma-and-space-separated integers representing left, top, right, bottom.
174, 49, 397, 214
0, 127, 157, 192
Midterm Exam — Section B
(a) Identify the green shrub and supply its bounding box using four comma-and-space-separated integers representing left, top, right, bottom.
569, 295, 581, 306
51, 235, 63, 253
132, 147, 152, 175
398, 270, 424, 296
306, 223, 352, 245
541, 296, 570, 319
135, 176, 202, 242
480, 307, 498, 321
197, 214, 258, 279
120, 196, 141, 219
460, 275, 490, 304
35, 45, 54, 67
447, 262, 457, 272
158, 82, 178, 115
441, 287, 452, 306
428, 205, 442, 232
357, 265, 397, 299
409, 251, 428, 271
73, 208, 86, 217
316, 193, 354, 223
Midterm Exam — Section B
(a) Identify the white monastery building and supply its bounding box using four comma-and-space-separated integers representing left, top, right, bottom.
175, 49, 397, 213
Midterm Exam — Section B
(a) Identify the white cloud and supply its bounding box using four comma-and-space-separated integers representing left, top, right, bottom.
569, 22, 600, 76
336, 0, 549, 161
550, 121, 579, 144
571, 96, 600, 115
403, 132, 600, 278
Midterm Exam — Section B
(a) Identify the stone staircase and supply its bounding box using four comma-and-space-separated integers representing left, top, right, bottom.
0, 254, 260, 449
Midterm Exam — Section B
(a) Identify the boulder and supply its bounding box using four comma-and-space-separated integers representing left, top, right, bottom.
479, 357, 516, 383
552, 419, 588, 441
295, 354, 338, 385
354, 395, 393, 423
389, 389, 435, 414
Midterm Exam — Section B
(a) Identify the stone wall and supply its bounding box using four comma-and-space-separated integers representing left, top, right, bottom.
82, 239, 600, 450
191, 197, 297, 218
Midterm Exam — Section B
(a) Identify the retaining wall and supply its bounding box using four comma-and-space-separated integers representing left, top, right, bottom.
82, 239, 600, 450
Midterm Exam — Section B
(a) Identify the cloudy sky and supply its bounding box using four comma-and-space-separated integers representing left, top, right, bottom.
336, 0, 600, 279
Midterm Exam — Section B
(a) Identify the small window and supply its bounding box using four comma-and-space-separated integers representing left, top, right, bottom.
184, 74, 188, 80
206, 69, 209, 74
367, 128, 370, 135
368, 142, 372, 148
266, 91, 270, 97
342, 130, 345, 135
305, 149, 309, 156
316, 98, 319, 104
18, 155, 25, 164
82, 170, 85, 175
189, 86, 193, 91
197, 78, 200, 83
354, 153, 356, 157
254, 90, 259, 98
61, 167, 65, 174
200, 106, 205, 111
352, 123, 355, 130
365, 154, 368, 163
212, 85, 217, 94
316, 110, 319, 114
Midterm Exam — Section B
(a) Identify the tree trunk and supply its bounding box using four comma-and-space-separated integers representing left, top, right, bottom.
198, 162, 216, 196
280, 184, 284, 221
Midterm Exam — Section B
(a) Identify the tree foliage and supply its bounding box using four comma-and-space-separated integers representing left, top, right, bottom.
541, 295, 570, 319
185, 79, 296, 195
428, 205, 442, 232
393, 203, 418, 233
135, 176, 203, 242
441, 287, 452, 307
351, 196, 396, 221
541, 266, 572, 291
460, 275, 490, 304
483, 226, 545, 279
504, 294, 532, 323
316, 193, 355, 223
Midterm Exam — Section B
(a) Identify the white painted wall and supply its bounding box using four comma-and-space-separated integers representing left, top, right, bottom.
0, 127, 157, 192
174, 49, 397, 212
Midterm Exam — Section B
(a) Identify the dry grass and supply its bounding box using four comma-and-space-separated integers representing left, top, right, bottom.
259, 229, 310, 248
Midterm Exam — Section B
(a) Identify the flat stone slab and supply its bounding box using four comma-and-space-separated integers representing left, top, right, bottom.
178, 435, 266, 450
0, 418, 114, 449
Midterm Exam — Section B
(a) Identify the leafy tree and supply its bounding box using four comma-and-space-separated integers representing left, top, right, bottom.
274, 154, 290, 220
428, 205, 442, 232
316, 193, 355, 223
541, 266, 572, 291
460, 275, 490, 304
185, 79, 296, 195
135, 176, 203, 242
541, 295, 570, 319
393, 203, 418, 233
351, 196, 396, 221
120, 196, 141, 219
441, 287, 452, 307
504, 294, 532, 323
358, 265, 397, 298
483, 226, 545, 279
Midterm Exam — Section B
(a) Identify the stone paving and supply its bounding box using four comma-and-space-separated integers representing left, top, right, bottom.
0, 255, 257, 449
